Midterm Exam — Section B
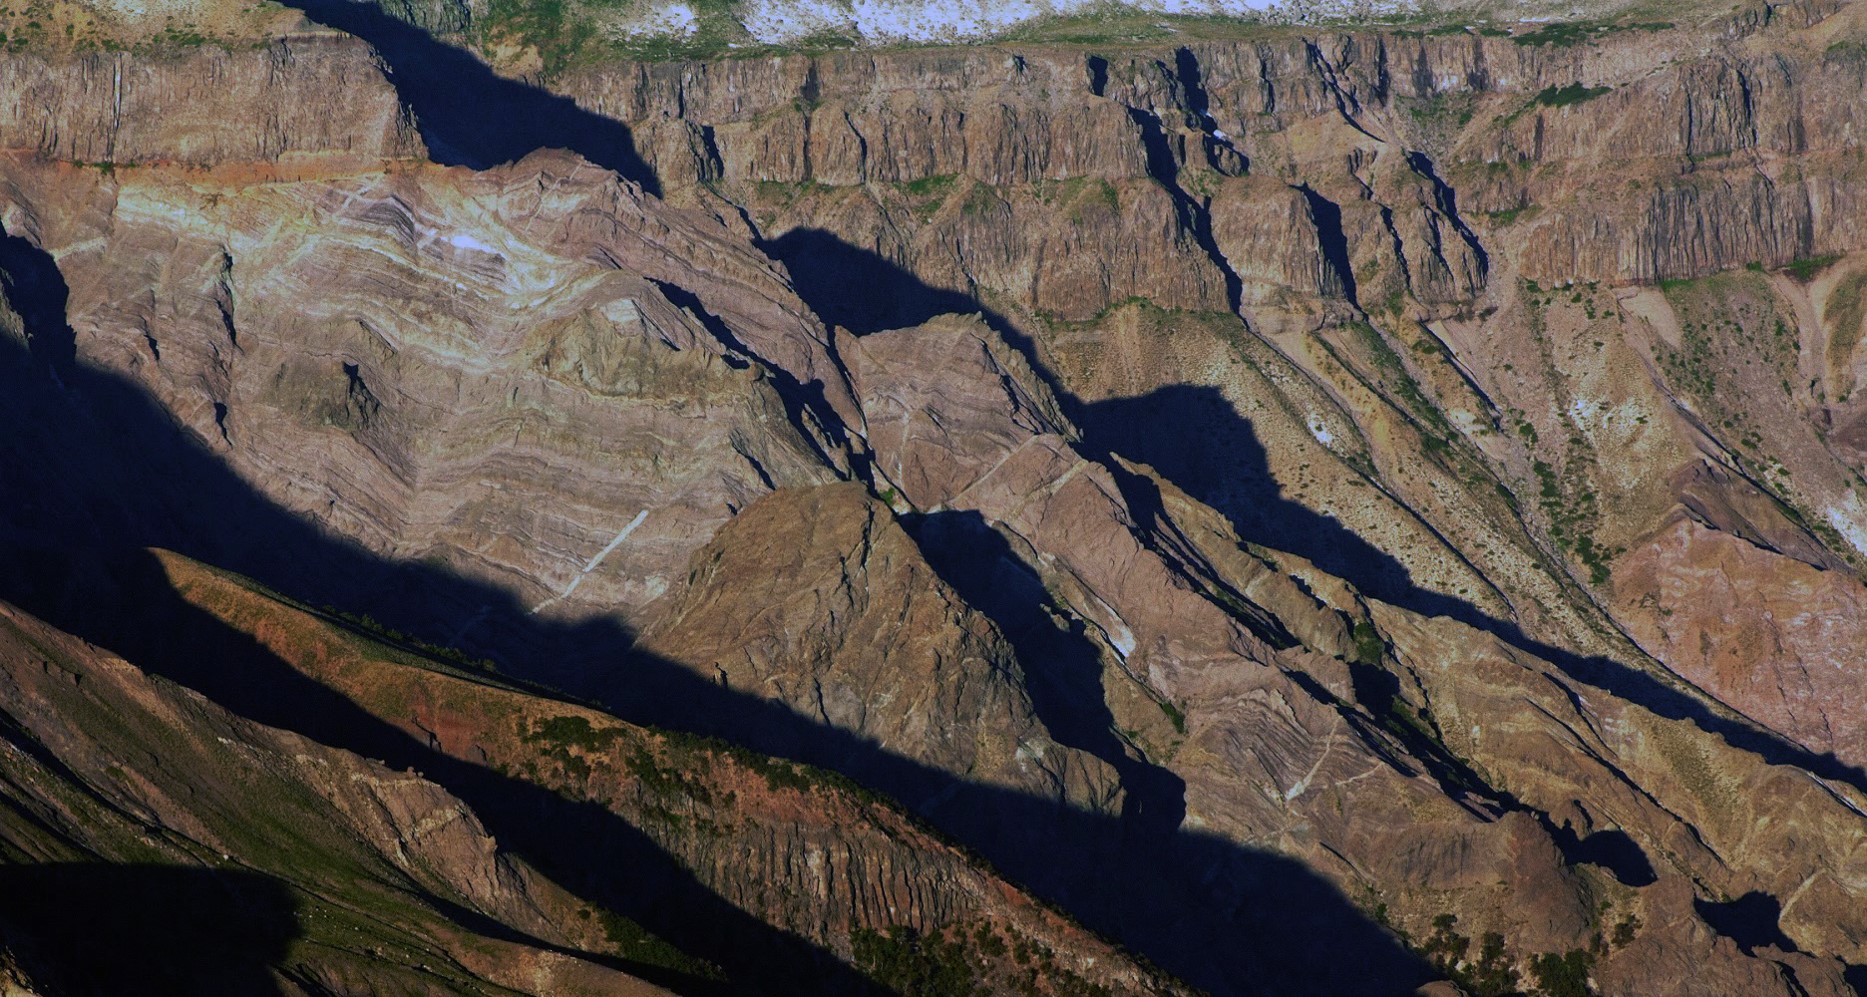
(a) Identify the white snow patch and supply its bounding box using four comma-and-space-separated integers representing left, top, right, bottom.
851, 0, 1047, 42
623, 2, 700, 36
1108, 621, 1137, 659
97, 0, 204, 20
740, 0, 850, 41
734, 0, 1376, 45
1568, 397, 1601, 425
447, 233, 500, 254
1824, 493, 1867, 558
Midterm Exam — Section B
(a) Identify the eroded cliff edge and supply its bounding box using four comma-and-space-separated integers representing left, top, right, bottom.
1, 3, 1866, 994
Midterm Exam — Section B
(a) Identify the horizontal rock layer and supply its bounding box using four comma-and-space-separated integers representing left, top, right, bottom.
0, 7, 1865, 996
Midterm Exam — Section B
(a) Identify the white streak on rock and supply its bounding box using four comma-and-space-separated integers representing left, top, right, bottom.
447, 233, 499, 254
531, 510, 650, 613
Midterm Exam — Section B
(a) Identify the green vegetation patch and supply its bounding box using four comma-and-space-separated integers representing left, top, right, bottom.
1346, 321, 1456, 442
1784, 254, 1842, 282
319, 605, 503, 675
1533, 83, 1612, 108
1530, 949, 1595, 997
851, 925, 979, 996
589, 907, 723, 979
1157, 698, 1187, 735
1482, 205, 1534, 226
478, 0, 594, 72
523, 714, 626, 780
1405, 92, 1476, 131
899, 173, 958, 198
1510, 19, 1671, 47
1350, 619, 1384, 666
1417, 915, 1520, 996
477, 0, 750, 70
1824, 269, 1866, 389
528, 714, 625, 752
1827, 39, 1867, 60
851, 922, 1116, 997
961, 182, 1006, 218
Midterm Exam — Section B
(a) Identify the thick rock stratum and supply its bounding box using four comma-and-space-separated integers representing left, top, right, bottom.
2, 1, 1867, 995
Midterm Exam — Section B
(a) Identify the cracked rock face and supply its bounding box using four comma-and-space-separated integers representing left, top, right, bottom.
2, 3, 1867, 995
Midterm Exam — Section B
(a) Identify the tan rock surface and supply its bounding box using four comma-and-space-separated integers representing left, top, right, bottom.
639, 481, 1122, 812
0, 8, 1865, 995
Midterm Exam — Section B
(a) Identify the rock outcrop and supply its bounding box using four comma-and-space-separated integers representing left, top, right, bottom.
0, 39, 424, 169
146, 548, 1185, 996
0, 4, 1866, 995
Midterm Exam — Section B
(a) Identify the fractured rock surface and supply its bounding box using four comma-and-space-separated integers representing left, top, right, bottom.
0, 4, 1866, 995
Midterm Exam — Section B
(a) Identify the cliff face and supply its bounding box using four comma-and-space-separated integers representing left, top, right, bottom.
558, 0, 1867, 766
2, 3, 1867, 995
0, 39, 424, 168
563, 5, 1867, 311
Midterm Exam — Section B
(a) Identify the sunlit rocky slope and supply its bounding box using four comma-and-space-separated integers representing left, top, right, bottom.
3, 1, 1867, 995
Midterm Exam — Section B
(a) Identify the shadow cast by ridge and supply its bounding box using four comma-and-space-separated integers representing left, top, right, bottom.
1081, 384, 1413, 602
761, 228, 988, 337
0, 864, 297, 997
0, 222, 1432, 996
1694, 892, 1799, 958
87, 548, 859, 997
903, 509, 1187, 844
757, 224, 1867, 811
280, 0, 660, 194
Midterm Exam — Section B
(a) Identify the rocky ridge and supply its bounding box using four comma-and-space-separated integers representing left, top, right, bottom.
0, 548, 1179, 995
0, 597, 677, 995
0, 2, 1865, 995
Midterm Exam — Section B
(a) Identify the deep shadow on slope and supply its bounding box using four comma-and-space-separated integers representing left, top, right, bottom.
1695, 892, 1799, 958
0, 230, 74, 372
89, 549, 853, 997
0, 865, 296, 996
762, 229, 987, 337
280, 0, 659, 194
904, 510, 1186, 844
0, 232, 1429, 995
1086, 385, 1413, 601
766, 228, 1867, 812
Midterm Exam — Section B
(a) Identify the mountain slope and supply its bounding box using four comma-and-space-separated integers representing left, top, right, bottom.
0, 3, 1866, 995
0, 549, 1182, 995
